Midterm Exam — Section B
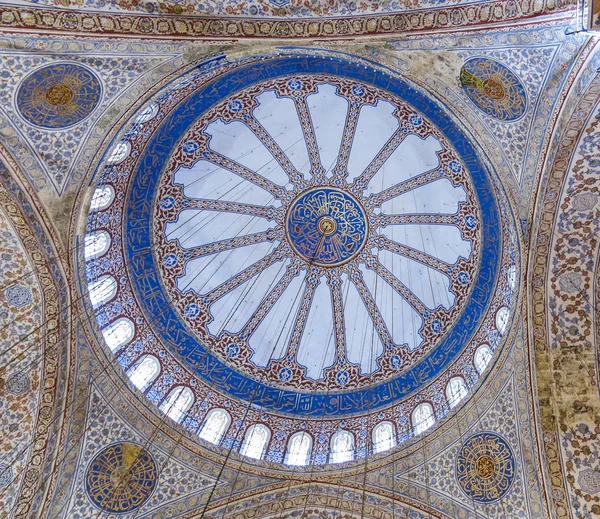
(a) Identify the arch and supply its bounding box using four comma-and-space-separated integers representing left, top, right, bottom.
89, 185, 115, 211
88, 275, 117, 308
101, 318, 134, 352
412, 403, 435, 436
446, 376, 468, 408
84, 230, 111, 260
496, 306, 510, 334
330, 430, 354, 464
126, 355, 160, 392
198, 408, 231, 445
106, 141, 130, 165
285, 432, 312, 466
474, 344, 493, 375
240, 424, 270, 460
160, 386, 195, 424
372, 421, 396, 454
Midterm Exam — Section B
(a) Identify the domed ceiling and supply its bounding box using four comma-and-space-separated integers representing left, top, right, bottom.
81, 50, 520, 466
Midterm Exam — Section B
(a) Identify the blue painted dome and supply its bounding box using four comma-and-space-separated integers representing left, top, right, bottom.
83, 51, 519, 464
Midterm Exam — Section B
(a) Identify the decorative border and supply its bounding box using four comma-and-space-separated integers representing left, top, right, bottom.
0, 163, 69, 518
0, 1, 575, 40
529, 74, 600, 519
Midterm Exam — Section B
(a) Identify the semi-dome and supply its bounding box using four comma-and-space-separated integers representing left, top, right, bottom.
81, 50, 519, 467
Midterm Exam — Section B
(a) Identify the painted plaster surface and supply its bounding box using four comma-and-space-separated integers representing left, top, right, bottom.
0, 195, 44, 517
531, 75, 600, 519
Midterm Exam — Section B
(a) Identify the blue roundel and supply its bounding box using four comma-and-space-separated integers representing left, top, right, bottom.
286, 188, 367, 267
17, 63, 101, 129
456, 432, 516, 502
460, 58, 527, 121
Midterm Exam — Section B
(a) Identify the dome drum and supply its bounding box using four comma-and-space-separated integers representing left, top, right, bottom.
80, 51, 520, 468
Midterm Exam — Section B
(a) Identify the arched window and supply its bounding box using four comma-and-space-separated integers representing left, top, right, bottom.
507, 265, 517, 291
496, 306, 510, 334
84, 231, 111, 260
136, 103, 158, 124
90, 185, 115, 211
474, 344, 493, 375
412, 403, 435, 436
127, 355, 160, 391
330, 430, 354, 464
107, 141, 130, 164
102, 318, 134, 352
198, 409, 231, 445
88, 275, 117, 307
160, 386, 194, 424
373, 422, 396, 454
285, 432, 312, 466
446, 377, 468, 408
240, 424, 270, 460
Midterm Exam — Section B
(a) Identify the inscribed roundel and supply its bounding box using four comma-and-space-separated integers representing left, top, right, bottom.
86, 442, 157, 513
456, 432, 516, 502
17, 63, 101, 129
460, 58, 526, 121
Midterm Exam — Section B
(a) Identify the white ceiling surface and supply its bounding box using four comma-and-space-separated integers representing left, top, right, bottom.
164, 82, 473, 380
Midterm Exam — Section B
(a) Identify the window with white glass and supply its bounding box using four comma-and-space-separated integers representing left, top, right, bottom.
198, 409, 231, 445
412, 403, 435, 436
160, 386, 194, 424
285, 432, 312, 466
240, 424, 270, 460
373, 422, 396, 454
446, 377, 468, 408
102, 318, 134, 352
507, 265, 517, 291
84, 231, 111, 260
135, 103, 158, 124
474, 344, 493, 375
90, 185, 115, 211
107, 142, 130, 165
496, 306, 510, 334
330, 430, 354, 464
88, 275, 117, 307
126, 355, 160, 391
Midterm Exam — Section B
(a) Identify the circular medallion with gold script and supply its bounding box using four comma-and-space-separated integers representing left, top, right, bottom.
86, 442, 157, 513
459, 58, 526, 121
17, 63, 101, 129
456, 432, 516, 502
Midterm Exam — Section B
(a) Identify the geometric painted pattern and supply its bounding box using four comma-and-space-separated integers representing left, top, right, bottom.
456, 432, 516, 502
85, 442, 157, 513
460, 58, 527, 121
16, 63, 101, 129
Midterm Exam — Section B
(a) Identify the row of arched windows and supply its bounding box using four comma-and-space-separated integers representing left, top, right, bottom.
110, 342, 495, 465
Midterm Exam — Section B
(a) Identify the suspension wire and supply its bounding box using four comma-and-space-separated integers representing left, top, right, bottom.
0, 125, 294, 507
214, 265, 306, 519
0, 280, 210, 507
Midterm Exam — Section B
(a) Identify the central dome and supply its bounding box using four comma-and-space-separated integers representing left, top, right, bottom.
152, 68, 484, 394
286, 187, 368, 267
82, 51, 518, 466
